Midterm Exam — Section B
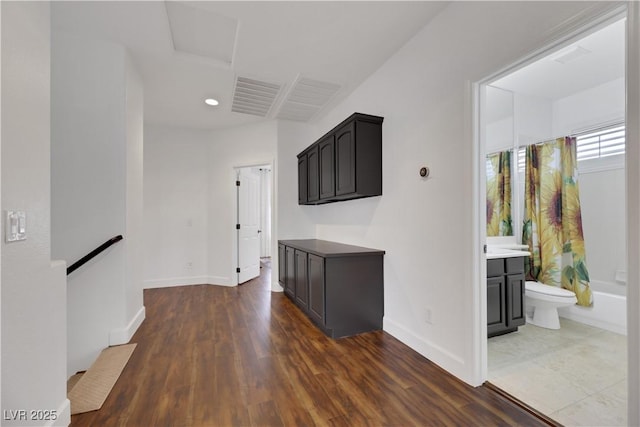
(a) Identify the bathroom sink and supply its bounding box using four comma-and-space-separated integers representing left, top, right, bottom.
486, 246, 531, 259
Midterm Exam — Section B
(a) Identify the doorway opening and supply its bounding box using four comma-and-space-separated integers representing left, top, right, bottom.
476, 11, 628, 425
235, 164, 273, 285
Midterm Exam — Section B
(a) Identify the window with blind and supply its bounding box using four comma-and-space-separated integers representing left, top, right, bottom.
517, 124, 625, 172
575, 125, 625, 161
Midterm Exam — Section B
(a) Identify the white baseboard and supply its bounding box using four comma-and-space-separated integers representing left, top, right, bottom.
109, 306, 146, 346
383, 317, 467, 383
45, 398, 70, 427
143, 275, 232, 289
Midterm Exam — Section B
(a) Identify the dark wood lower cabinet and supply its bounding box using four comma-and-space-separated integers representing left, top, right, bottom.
278, 244, 286, 284
278, 239, 384, 338
487, 256, 526, 338
295, 250, 308, 309
284, 246, 295, 298
308, 253, 325, 325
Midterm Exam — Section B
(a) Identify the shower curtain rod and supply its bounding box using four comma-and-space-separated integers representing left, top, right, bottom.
512, 119, 625, 150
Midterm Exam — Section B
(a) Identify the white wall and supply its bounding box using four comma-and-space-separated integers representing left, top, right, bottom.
277, 1, 614, 384
579, 163, 626, 291
143, 120, 278, 288
258, 168, 272, 258
1, 2, 69, 425
208, 121, 278, 286
123, 52, 145, 341
275, 120, 316, 241
485, 86, 514, 153
515, 93, 554, 145
143, 126, 211, 287
553, 77, 625, 135
51, 30, 144, 376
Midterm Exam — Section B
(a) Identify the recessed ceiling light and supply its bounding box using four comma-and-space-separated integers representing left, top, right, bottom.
205, 98, 219, 106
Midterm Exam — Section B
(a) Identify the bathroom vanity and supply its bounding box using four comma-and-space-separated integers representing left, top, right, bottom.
487, 249, 528, 337
278, 239, 384, 338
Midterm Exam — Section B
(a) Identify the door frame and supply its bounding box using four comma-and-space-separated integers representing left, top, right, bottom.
469, 4, 638, 419
232, 160, 276, 287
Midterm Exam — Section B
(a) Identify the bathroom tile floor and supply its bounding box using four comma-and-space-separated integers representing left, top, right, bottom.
488, 318, 627, 426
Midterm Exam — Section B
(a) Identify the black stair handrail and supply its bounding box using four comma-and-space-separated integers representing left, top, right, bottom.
67, 235, 124, 275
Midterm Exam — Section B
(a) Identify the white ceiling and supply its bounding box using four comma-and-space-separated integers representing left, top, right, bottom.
52, 1, 449, 131
491, 18, 625, 101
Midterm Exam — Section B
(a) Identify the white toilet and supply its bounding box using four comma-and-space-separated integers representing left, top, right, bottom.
525, 281, 577, 329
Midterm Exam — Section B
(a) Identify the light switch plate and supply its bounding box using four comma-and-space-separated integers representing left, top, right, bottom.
5, 210, 26, 242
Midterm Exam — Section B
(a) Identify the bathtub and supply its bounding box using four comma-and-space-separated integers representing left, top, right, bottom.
558, 278, 627, 335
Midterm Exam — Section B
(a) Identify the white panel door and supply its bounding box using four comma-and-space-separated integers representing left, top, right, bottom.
237, 168, 261, 284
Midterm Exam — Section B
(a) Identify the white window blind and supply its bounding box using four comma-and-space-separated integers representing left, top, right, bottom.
517, 124, 625, 172
575, 125, 625, 161
517, 148, 525, 173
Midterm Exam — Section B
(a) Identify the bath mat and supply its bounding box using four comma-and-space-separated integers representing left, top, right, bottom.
68, 343, 137, 415
66, 371, 85, 393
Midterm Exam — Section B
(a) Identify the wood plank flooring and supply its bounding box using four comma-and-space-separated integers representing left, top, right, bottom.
71, 260, 550, 426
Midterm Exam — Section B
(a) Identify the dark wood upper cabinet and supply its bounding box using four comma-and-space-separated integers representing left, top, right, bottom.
298, 155, 308, 204
298, 113, 383, 205
319, 135, 335, 200
335, 122, 356, 196
307, 146, 319, 202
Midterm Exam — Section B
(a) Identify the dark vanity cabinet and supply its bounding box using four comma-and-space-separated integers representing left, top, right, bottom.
487, 256, 526, 337
298, 113, 383, 205
278, 239, 385, 338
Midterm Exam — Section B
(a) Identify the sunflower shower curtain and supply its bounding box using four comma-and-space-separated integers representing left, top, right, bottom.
522, 137, 592, 307
486, 150, 513, 236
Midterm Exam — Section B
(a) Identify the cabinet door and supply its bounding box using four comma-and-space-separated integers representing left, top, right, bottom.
319, 135, 335, 199
295, 250, 309, 309
308, 253, 325, 325
307, 146, 319, 202
278, 244, 286, 285
506, 273, 526, 328
335, 122, 356, 196
487, 276, 506, 336
285, 246, 296, 298
298, 155, 308, 205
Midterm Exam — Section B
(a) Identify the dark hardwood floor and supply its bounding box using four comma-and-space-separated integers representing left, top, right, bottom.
71, 259, 550, 426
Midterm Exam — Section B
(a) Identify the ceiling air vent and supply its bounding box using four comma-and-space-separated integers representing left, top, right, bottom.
549, 45, 591, 64
231, 77, 282, 117
276, 77, 341, 122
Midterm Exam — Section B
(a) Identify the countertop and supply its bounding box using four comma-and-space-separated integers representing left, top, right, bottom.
486, 247, 531, 259
279, 239, 385, 258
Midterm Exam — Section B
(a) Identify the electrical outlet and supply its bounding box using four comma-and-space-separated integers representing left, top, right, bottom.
425, 308, 433, 325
